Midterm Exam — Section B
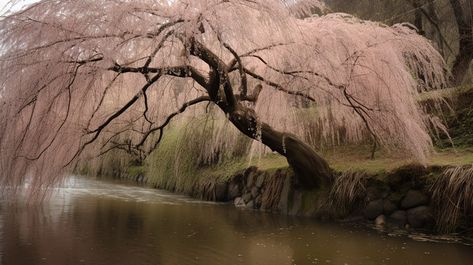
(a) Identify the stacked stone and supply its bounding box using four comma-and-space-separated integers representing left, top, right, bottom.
363, 165, 436, 229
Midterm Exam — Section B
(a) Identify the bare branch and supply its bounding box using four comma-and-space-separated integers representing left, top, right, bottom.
136, 96, 211, 152
243, 67, 317, 101
19, 64, 79, 161
223, 42, 249, 98
65, 72, 163, 166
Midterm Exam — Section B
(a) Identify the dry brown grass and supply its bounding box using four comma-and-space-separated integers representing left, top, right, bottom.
328, 171, 368, 216
431, 165, 473, 233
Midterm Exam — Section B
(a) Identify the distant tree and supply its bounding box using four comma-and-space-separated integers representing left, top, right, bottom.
0, 0, 447, 194
327, 0, 472, 85
448, 0, 473, 85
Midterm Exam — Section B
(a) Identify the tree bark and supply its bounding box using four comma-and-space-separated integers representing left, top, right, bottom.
452, 50, 473, 86
449, 0, 473, 85
228, 105, 333, 189
412, 0, 425, 35
189, 37, 333, 190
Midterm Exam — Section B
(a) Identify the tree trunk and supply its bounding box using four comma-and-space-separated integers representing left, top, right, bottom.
195, 39, 332, 189
412, 0, 424, 35
449, 0, 473, 85
451, 46, 472, 86
228, 105, 333, 189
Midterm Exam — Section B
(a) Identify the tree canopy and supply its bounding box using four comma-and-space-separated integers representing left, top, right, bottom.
0, 0, 449, 194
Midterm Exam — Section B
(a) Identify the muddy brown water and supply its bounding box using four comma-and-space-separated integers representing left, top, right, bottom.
1, 176, 472, 265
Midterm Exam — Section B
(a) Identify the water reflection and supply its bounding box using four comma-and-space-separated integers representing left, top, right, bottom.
1, 176, 472, 265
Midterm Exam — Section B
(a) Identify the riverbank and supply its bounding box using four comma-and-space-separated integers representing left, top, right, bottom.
120, 157, 473, 235
95, 85, 473, 235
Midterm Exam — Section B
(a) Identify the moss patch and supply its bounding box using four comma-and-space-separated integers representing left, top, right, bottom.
127, 166, 145, 177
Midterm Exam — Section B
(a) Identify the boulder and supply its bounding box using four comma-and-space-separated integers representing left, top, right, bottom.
246, 173, 256, 189
246, 200, 255, 209
278, 173, 293, 214
375, 215, 386, 226
383, 200, 397, 215
401, 190, 429, 209
387, 192, 403, 207
227, 173, 243, 200
389, 210, 407, 226
255, 173, 266, 188
365, 186, 383, 202
251, 187, 259, 198
242, 192, 252, 203
254, 195, 262, 209
364, 199, 384, 220
407, 206, 434, 229
228, 182, 241, 200
234, 197, 246, 208
244, 166, 258, 188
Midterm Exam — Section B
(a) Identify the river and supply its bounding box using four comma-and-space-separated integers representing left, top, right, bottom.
0, 176, 472, 265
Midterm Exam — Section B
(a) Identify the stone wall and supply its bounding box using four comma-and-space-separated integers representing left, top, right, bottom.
359, 164, 440, 230
124, 163, 472, 234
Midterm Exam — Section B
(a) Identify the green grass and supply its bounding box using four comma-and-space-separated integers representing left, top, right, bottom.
431, 148, 473, 166
195, 153, 289, 182
325, 146, 473, 174
128, 166, 145, 177
182, 145, 473, 178
144, 136, 473, 189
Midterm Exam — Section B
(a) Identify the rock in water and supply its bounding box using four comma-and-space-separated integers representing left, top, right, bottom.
242, 192, 252, 203
234, 197, 246, 208
246, 200, 255, 209
375, 215, 386, 226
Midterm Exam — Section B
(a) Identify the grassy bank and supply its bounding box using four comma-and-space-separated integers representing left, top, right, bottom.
111, 85, 473, 193
326, 146, 473, 173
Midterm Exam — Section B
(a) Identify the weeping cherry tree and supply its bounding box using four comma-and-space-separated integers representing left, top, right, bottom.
0, 0, 448, 195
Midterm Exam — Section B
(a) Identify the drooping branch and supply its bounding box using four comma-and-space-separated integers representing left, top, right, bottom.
136, 96, 211, 154
239, 51, 381, 158
227, 42, 293, 70
0, 0, 450, 194
65, 72, 163, 166
18, 64, 79, 161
